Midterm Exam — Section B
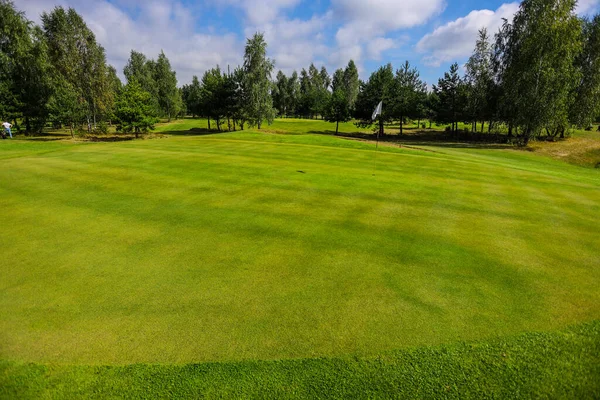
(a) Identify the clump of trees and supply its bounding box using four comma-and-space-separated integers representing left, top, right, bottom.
0, 1, 181, 136
2, 0, 599, 143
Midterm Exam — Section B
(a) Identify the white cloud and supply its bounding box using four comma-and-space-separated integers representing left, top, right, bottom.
243, 12, 333, 75
416, 2, 519, 67
217, 0, 301, 25
330, 0, 445, 72
366, 37, 396, 60
14, 0, 243, 85
576, 0, 600, 15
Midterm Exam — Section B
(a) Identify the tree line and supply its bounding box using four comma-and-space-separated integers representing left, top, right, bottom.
2, 0, 599, 143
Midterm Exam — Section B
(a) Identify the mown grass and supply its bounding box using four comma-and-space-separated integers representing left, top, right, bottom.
1, 119, 599, 396
1, 321, 598, 398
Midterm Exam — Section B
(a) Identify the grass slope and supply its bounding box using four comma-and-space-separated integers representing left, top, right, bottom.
1, 119, 599, 395
2, 321, 599, 399
1, 126, 599, 364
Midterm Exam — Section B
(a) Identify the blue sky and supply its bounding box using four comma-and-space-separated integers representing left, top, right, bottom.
15, 0, 600, 86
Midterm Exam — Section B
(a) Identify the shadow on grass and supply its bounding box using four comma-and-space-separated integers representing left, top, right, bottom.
163, 128, 230, 137
307, 129, 516, 150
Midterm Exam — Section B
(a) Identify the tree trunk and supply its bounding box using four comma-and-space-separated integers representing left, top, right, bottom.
208, 117, 211, 130
417, 118, 420, 129
336, 120, 339, 134
70, 123, 74, 138
258, 120, 262, 129
399, 115, 403, 135
233, 119, 237, 131
508, 124, 513, 137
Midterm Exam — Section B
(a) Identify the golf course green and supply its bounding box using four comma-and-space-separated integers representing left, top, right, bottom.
1, 119, 599, 397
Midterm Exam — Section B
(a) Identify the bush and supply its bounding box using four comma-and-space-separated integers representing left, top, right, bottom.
94, 122, 109, 134
421, 123, 426, 129
585, 125, 593, 131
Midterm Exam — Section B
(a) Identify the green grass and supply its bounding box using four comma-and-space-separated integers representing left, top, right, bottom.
2, 321, 598, 399
1, 118, 599, 396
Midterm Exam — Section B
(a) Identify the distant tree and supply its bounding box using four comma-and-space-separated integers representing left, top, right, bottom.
343, 60, 360, 110
325, 68, 352, 133
0, 1, 53, 133
465, 28, 494, 132
231, 66, 247, 130
273, 70, 290, 116
183, 75, 202, 117
287, 70, 300, 117
354, 63, 395, 135
298, 68, 313, 117
153, 51, 179, 121
115, 80, 158, 138
433, 63, 467, 133
242, 33, 275, 129
42, 6, 112, 131
391, 61, 427, 134
495, 0, 581, 143
200, 66, 223, 130
47, 78, 85, 137
570, 14, 600, 129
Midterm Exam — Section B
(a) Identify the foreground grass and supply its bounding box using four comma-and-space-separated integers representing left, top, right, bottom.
1, 128, 599, 365
2, 321, 598, 398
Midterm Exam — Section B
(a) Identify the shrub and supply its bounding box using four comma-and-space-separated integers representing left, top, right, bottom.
94, 122, 109, 134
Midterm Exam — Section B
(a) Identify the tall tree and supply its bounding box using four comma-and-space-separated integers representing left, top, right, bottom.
570, 14, 600, 129
0, 0, 53, 133
273, 70, 290, 116
115, 80, 158, 138
465, 28, 494, 132
242, 33, 275, 129
153, 50, 180, 121
42, 6, 112, 131
183, 75, 202, 117
354, 63, 395, 135
325, 68, 352, 133
343, 60, 360, 110
495, 0, 582, 143
433, 63, 467, 133
200, 66, 223, 130
391, 61, 427, 134
287, 70, 300, 117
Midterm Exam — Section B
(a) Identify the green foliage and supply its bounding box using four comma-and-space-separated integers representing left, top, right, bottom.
391, 61, 427, 134
114, 80, 158, 136
153, 50, 180, 121
42, 6, 113, 130
0, 0, 53, 133
324, 69, 352, 132
495, 0, 582, 142
570, 14, 600, 128
242, 33, 276, 129
354, 63, 395, 134
465, 28, 494, 131
433, 63, 468, 133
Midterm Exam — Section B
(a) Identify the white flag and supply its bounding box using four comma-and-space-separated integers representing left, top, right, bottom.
371, 101, 382, 121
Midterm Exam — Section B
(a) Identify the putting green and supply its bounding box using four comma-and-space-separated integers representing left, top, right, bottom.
0, 129, 599, 365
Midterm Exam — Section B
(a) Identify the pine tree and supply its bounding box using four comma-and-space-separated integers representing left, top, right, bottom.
433, 63, 467, 133
392, 61, 427, 135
